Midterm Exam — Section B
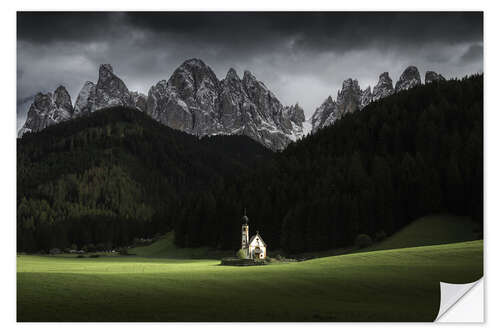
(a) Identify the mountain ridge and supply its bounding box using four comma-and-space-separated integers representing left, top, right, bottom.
19, 59, 307, 151
18, 60, 448, 148
310, 66, 446, 133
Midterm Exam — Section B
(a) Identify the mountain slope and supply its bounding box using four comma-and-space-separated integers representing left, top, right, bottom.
17, 107, 271, 252
174, 74, 483, 253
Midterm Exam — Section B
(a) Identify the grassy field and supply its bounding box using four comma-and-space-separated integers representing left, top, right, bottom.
129, 232, 233, 259
17, 240, 483, 322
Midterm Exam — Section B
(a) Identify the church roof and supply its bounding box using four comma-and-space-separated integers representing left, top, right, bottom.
249, 233, 267, 247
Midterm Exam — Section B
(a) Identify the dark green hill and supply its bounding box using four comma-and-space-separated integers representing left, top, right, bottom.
174, 75, 483, 253
17, 107, 272, 252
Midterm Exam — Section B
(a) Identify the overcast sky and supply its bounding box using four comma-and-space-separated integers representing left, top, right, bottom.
17, 12, 483, 130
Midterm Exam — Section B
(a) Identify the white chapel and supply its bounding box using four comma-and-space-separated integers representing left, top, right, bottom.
241, 210, 267, 259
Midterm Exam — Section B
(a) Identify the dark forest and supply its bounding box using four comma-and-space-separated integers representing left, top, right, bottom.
17, 75, 483, 253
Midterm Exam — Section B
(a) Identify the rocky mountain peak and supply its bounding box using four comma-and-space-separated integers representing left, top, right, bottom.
168, 58, 220, 106
74, 81, 96, 116
341, 78, 359, 90
18, 86, 74, 137
336, 78, 362, 115
311, 95, 337, 133
379, 72, 390, 80
311, 66, 445, 134
182, 58, 207, 68
226, 68, 239, 79
425, 71, 445, 84
33, 92, 53, 110
395, 66, 421, 92
242, 70, 279, 112
284, 103, 306, 125
243, 70, 255, 81
146, 61, 306, 150
53, 86, 73, 110
360, 86, 373, 109
373, 72, 394, 101
99, 64, 114, 76
20, 60, 307, 150
93, 63, 133, 110
223, 68, 242, 89
310, 77, 365, 134
175, 58, 216, 80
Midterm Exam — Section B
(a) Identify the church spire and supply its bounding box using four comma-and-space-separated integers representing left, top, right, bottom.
242, 208, 249, 224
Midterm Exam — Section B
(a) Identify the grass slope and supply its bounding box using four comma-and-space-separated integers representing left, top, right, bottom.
17, 240, 482, 322
129, 232, 232, 259
294, 215, 481, 259
367, 215, 480, 252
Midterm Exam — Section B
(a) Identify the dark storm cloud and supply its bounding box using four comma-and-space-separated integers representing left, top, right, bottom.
17, 12, 118, 42
125, 12, 483, 46
17, 12, 483, 129
19, 12, 482, 52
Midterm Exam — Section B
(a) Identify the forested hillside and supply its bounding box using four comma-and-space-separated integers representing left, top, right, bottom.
17, 75, 483, 253
17, 107, 271, 251
174, 75, 483, 253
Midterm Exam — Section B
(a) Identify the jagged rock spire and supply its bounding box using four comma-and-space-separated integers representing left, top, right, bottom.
425, 71, 445, 84
373, 72, 394, 101
395, 66, 421, 92
18, 86, 74, 137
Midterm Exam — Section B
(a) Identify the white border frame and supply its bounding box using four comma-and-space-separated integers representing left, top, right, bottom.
2, 1, 497, 332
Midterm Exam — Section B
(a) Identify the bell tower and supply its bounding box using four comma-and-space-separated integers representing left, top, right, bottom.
241, 208, 249, 250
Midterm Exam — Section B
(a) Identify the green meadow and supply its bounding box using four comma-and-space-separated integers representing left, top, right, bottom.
17, 216, 483, 322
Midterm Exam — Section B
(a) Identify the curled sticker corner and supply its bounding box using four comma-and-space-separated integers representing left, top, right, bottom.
435, 278, 483, 321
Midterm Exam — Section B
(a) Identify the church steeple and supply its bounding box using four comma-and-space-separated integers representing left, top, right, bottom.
242, 208, 249, 225
241, 209, 249, 252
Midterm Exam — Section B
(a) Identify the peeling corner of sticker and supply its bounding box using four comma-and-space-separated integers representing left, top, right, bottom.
435, 278, 483, 322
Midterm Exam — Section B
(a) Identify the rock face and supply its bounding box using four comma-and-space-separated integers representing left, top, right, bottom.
360, 86, 373, 109
145, 59, 306, 150
18, 86, 74, 136
20, 61, 444, 149
95, 64, 134, 109
336, 79, 363, 116
311, 65, 442, 133
311, 79, 368, 133
395, 66, 421, 92
19, 60, 307, 150
284, 103, 306, 125
372, 72, 394, 101
74, 81, 96, 116
21, 64, 175, 134
75, 64, 135, 115
131, 91, 147, 112
311, 96, 336, 132
425, 71, 445, 84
